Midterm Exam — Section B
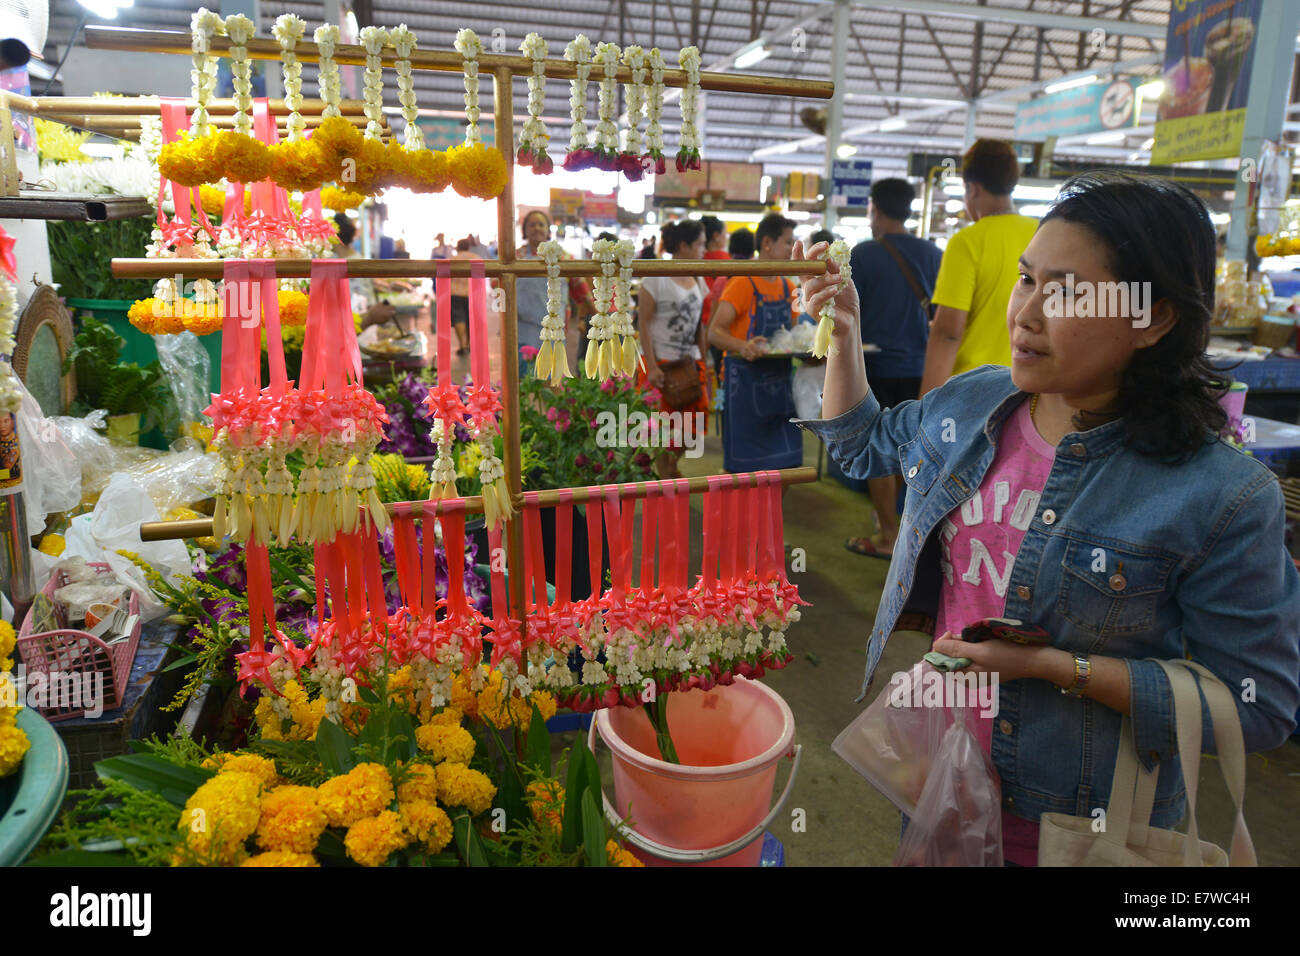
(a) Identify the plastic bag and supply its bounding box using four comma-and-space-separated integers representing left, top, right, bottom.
51, 409, 163, 504
832, 660, 953, 815
153, 331, 211, 427
893, 709, 1004, 867
792, 362, 826, 421
14, 376, 81, 527
115, 445, 218, 516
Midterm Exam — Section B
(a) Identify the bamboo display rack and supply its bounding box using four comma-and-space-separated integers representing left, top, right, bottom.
90, 24, 833, 634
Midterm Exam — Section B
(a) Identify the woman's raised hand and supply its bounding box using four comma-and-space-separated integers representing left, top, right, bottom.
794, 239, 861, 345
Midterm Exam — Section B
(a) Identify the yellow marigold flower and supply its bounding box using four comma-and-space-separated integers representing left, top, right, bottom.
423, 705, 463, 727
213, 752, 279, 789
316, 762, 394, 828
128, 298, 186, 336
311, 116, 363, 169
256, 785, 328, 854
450, 673, 479, 720
159, 133, 219, 187
606, 839, 645, 867
199, 183, 227, 216
270, 138, 331, 192
344, 810, 411, 867
408, 148, 451, 194
396, 762, 439, 804
526, 779, 563, 832
177, 770, 263, 865
434, 762, 496, 816
415, 723, 475, 764
352, 137, 395, 194
182, 301, 224, 336
446, 142, 508, 199
530, 690, 558, 722
277, 289, 310, 328
240, 850, 319, 867
0, 723, 30, 778
399, 799, 453, 852
37, 534, 66, 557
320, 185, 365, 211
214, 130, 273, 185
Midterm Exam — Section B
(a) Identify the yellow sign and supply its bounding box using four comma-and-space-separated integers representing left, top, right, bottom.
1150, 107, 1246, 164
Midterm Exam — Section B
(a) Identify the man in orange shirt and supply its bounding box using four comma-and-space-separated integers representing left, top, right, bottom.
708, 213, 802, 474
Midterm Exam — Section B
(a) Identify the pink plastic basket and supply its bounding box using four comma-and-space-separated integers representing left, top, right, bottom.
16, 562, 142, 722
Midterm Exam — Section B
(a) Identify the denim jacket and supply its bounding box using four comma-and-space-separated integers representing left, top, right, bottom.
795, 365, 1300, 827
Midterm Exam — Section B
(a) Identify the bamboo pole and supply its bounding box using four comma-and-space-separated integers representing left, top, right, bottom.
39, 113, 374, 131
138, 468, 818, 542
16, 95, 369, 116
112, 258, 828, 280
83, 26, 834, 100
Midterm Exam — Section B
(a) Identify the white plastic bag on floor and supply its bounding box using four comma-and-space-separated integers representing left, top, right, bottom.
14, 376, 81, 529
792, 363, 826, 421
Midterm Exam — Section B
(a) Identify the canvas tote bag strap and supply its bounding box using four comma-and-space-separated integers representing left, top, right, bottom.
1163, 659, 1258, 866
1095, 715, 1144, 853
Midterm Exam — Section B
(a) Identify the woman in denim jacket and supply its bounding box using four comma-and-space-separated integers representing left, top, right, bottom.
795, 172, 1300, 865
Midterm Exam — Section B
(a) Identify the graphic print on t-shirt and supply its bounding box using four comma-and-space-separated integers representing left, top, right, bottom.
663, 287, 702, 353
939, 482, 1043, 595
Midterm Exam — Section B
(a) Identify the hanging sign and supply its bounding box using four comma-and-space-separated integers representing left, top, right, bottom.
1151, 0, 1262, 165
830, 159, 873, 208
1013, 79, 1138, 140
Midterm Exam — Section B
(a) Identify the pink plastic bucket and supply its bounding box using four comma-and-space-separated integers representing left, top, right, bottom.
591, 678, 799, 867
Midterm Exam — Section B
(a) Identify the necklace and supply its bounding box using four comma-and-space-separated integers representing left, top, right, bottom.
1030, 393, 1038, 418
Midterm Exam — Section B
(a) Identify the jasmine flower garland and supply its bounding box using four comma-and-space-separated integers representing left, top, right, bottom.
518, 33, 551, 171
676, 46, 702, 171
0, 277, 20, 415
611, 239, 641, 375
535, 240, 570, 385
224, 14, 255, 137
454, 29, 483, 144
360, 25, 390, 140
429, 418, 458, 500
273, 14, 307, 141
643, 48, 667, 174
562, 35, 593, 169
314, 25, 343, 118
811, 239, 851, 359
593, 42, 622, 168
620, 45, 647, 178
388, 25, 424, 151
585, 238, 617, 380
190, 8, 223, 138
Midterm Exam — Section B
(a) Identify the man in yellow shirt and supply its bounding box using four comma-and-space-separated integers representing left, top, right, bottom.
920, 139, 1038, 395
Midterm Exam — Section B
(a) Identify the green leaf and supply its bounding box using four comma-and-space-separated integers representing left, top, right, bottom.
314, 829, 353, 862
93, 754, 214, 807
560, 734, 590, 855
388, 711, 418, 763
525, 702, 551, 776
24, 849, 136, 867
581, 790, 607, 867
453, 814, 489, 867
163, 651, 201, 673
358, 686, 380, 705
314, 718, 357, 775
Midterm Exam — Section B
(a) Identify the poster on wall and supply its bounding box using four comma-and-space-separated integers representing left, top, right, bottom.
1150, 0, 1261, 165
1251, 140, 1293, 237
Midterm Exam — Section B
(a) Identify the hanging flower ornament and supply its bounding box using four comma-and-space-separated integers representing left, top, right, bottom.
585, 237, 618, 381
593, 42, 622, 171
273, 14, 308, 141
190, 8, 223, 138
562, 35, 594, 171
535, 240, 570, 385
518, 33, 552, 173
620, 45, 647, 181
0, 239, 21, 414
612, 239, 642, 375
359, 25, 390, 140
643, 48, 667, 175
676, 45, 703, 171
224, 14, 256, 136
812, 239, 852, 359
388, 25, 424, 151
429, 418, 459, 500
314, 24, 343, 118
446, 29, 508, 199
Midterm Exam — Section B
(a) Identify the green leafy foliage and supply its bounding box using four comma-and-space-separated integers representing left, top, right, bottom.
46, 217, 155, 302
63, 316, 169, 420
33, 778, 186, 867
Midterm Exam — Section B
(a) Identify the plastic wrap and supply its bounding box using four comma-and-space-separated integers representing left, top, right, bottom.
51, 409, 162, 504
792, 363, 826, 421
153, 331, 212, 428
115, 445, 218, 516
14, 376, 81, 527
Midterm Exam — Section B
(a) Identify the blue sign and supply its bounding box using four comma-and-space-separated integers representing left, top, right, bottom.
831, 159, 874, 208
1013, 79, 1139, 140
416, 117, 496, 150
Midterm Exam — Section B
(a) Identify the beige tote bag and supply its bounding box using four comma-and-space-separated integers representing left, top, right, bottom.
1038, 659, 1257, 867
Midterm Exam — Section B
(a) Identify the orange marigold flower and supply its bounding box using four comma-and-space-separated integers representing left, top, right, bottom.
271, 138, 331, 193
320, 186, 365, 211
407, 148, 451, 193
159, 133, 219, 187
214, 130, 273, 185
199, 184, 227, 216
446, 142, 508, 199
395, 762, 439, 804
256, 785, 328, 854
316, 762, 394, 828
344, 810, 411, 867
240, 850, 319, 867
311, 116, 363, 169
398, 798, 454, 852
606, 839, 645, 867
277, 289, 310, 327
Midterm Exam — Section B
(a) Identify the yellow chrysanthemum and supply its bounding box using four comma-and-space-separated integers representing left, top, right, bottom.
277, 289, 310, 328
446, 142, 508, 199
433, 762, 496, 816
0, 723, 30, 778
316, 763, 394, 828
344, 810, 411, 867
407, 148, 451, 194
159, 133, 220, 187
240, 850, 319, 867
270, 137, 331, 192
414, 723, 475, 764
396, 762, 439, 804
320, 185, 365, 211
606, 839, 645, 867
176, 770, 264, 865
213, 130, 273, 185
199, 183, 227, 216
398, 798, 454, 852
256, 785, 328, 854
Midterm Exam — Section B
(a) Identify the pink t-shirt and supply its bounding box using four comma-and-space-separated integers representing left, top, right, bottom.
934, 397, 1055, 866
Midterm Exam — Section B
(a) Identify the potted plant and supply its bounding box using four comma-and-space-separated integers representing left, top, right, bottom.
63, 316, 170, 446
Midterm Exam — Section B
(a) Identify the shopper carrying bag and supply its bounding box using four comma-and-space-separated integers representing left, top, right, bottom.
1039, 658, 1256, 866
797, 171, 1300, 866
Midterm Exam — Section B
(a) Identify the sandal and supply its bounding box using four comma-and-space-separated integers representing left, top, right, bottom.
845, 536, 893, 560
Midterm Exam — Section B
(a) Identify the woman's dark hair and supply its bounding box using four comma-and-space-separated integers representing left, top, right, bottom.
962, 138, 1021, 196
334, 212, 356, 247
1041, 170, 1228, 462
595, 231, 617, 243
662, 218, 704, 255
700, 215, 725, 244
521, 209, 550, 238
728, 228, 755, 260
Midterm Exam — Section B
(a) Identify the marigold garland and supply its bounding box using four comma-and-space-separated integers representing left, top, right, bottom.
446, 141, 508, 199
277, 289, 310, 327
320, 185, 365, 211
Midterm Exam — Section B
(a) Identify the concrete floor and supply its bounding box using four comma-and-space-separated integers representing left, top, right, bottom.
624, 427, 1300, 866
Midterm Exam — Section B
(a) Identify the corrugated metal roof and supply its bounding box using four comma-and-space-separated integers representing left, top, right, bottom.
39, 0, 1184, 171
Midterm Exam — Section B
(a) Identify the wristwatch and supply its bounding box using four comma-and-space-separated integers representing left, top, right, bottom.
1060, 655, 1093, 697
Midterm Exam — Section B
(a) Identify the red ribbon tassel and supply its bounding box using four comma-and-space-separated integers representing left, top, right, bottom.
421, 502, 441, 616
393, 514, 422, 618
436, 260, 452, 383
555, 490, 573, 610
469, 260, 489, 386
